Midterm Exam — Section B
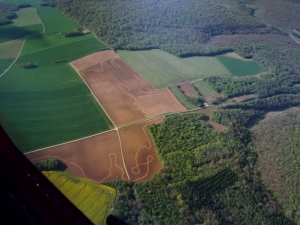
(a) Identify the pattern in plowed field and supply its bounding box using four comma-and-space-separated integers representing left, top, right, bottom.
71, 50, 186, 126
119, 119, 162, 182
179, 84, 198, 98
26, 131, 127, 183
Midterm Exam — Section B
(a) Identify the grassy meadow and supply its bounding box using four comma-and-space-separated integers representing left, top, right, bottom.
192, 80, 217, 97
0, 0, 112, 152
117, 49, 231, 88
44, 171, 116, 225
216, 56, 264, 76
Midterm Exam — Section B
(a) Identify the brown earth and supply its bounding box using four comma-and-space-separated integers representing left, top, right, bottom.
225, 94, 256, 103
26, 131, 127, 183
71, 50, 185, 126
179, 84, 198, 98
195, 106, 218, 117
206, 120, 225, 131
119, 119, 162, 182
204, 94, 224, 103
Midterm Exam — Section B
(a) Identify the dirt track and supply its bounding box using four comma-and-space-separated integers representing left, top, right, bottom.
119, 119, 162, 182
26, 131, 127, 183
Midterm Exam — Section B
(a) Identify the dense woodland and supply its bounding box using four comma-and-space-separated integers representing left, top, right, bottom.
107, 114, 295, 224
0, 2, 31, 25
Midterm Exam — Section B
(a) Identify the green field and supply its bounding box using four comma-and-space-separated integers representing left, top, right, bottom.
0, 37, 25, 59
0, 58, 15, 74
0, 1, 112, 152
168, 85, 199, 110
117, 49, 231, 88
192, 80, 217, 97
216, 56, 264, 76
12, 7, 41, 26
44, 171, 116, 225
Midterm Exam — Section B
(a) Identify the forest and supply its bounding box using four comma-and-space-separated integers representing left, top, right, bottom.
0, 2, 31, 25
107, 114, 295, 224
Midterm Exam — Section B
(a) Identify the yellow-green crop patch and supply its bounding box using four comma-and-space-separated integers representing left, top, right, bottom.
117, 49, 231, 88
12, 7, 41, 26
44, 171, 116, 225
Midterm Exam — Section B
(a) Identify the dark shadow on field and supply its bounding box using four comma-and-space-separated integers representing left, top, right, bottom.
0, 24, 42, 43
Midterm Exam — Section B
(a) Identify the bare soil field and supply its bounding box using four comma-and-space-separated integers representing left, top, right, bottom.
119, 119, 162, 182
26, 131, 127, 183
71, 50, 185, 126
206, 120, 225, 131
179, 84, 198, 97
204, 94, 224, 103
195, 106, 218, 116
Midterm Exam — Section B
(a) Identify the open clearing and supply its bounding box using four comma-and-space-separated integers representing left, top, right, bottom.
71, 50, 186, 126
169, 85, 199, 110
216, 56, 264, 76
192, 80, 217, 97
119, 119, 162, 182
44, 171, 116, 224
117, 49, 231, 88
179, 84, 198, 98
12, 7, 41, 26
26, 131, 126, 183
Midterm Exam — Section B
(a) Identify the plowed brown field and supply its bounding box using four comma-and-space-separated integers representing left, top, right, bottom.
119, 119, 162, 182
26, 131, 127, 183
71, 50, 185, 126
179, 84, 198, 98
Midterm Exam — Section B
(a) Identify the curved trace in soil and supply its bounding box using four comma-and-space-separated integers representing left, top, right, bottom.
139, 87, 157, 93
99, 153, 126, 183
31, 153, 126, 183
111, 59, 120, 68
130, 119, 162, 182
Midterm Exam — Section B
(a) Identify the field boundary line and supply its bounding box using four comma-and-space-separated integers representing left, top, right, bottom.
88, 27, 112, 50
0, 8, 45, 78
25, 129, 115, 154
189, 78, 203, 84
69, 62, 131, 181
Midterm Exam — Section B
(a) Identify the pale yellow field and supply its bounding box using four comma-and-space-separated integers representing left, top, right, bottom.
12, 7, 41, 26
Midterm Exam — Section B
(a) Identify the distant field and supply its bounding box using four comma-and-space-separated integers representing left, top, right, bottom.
12, 7, 41, 26
169, 85, 199, 110
216, 56, 264, 76
44, 171, 116, 225
117, 49, 231, 88
192, 80, 217, 97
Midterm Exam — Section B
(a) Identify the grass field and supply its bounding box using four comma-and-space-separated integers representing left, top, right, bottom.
192, 80, 217, 97
0, 37, 25, 59
216, 56, 264, 76
44, 171, 116, 225
169, 85, 199, 110
0, 1, 112, 152
0, 24, 43, 43
0, 58, 15, 74
12, 7, 41, 26
117, 49, 231, 88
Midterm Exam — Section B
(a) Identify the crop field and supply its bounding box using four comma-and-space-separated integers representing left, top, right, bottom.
0, 37, 25, 59
26, 131, 127, 183
192, 80, 217, 97
216, 56, 264, 76
0, 58, 14, 74
12, 7, 41, 27
71, 50, 186, 126
117, 49, 231, 88
0, 24, 43, 43
119, 119, 162, 182
0, 4, 112, 152
179, 84, 198, 98
44, 171, 116, 224
169, 85, 199, 110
